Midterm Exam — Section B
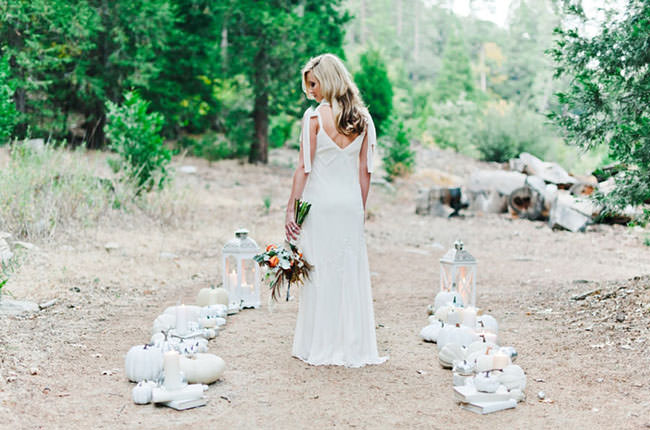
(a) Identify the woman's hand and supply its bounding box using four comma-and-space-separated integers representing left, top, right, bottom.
285, 210, 301, 242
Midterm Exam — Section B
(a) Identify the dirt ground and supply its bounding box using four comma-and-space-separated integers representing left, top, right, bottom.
0, 145, 649, 429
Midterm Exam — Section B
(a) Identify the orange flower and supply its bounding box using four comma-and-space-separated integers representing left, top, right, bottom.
269, 256, 279, 267
266, 244, 277, 252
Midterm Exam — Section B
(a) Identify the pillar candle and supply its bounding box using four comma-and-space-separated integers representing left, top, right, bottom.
176, 304, 188, 335
462, 307, 477, 328
492, 351, 511, 370
163, 351, 183, 390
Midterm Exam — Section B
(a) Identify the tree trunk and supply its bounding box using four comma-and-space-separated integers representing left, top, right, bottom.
249, 92, 269, 164
221, 24, 228, 71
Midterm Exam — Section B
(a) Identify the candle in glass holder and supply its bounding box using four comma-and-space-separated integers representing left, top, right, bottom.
176, 304, 188, 335
229, 270, 237, 288
163, 351, 183, 390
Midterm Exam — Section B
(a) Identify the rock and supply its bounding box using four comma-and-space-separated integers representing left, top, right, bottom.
0, 298, 39, 316
38, 299, 58, 310
518, 152, 577, 186
616, 312, 626, 323
537, 391, 546, 400
179, 165, 197, 174
467, 170, 527, 196
104, 242, 120, 251
159, 252, 179, 260
29, 368, 39, 375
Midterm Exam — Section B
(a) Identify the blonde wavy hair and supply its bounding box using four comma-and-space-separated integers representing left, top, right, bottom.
301, 53, 367, 136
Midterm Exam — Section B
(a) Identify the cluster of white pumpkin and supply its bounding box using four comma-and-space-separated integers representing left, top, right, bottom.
420, 291, 527, 407
125, 285, 231, 407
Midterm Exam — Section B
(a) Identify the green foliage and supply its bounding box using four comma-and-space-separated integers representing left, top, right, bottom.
474, 102, 550, 162
354, 50, 393, 136
434, 29, 478, 103
422, 99, 480, 153
381, 119, 415, 181
105, 91, 172, 192
550, 0, 650, 222
0, 54, 17, 145
269, 113, 297, 149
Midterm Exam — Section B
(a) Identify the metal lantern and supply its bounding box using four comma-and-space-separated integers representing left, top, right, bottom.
439, 240, 477, 307
222, 229, 261, 310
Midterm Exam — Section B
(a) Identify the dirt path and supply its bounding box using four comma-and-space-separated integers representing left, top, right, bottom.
1, 147, 649, 429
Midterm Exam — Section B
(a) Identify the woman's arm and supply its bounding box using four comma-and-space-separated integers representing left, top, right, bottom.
285, 116, 318, 241
358, 132, 371, 211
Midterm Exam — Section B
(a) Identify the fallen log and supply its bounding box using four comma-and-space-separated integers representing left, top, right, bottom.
508, 186, 545, 220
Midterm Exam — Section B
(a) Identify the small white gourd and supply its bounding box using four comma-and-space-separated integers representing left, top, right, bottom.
179, 353, 226, 384
434, 291, 463, 311
172, 337, 208, 355
419, 320, 443, 343
467, 340, 499, 356
125, 344, 164, 382
476, 314, 498, 334
200, 304, 228, 319
132, 381, 157, 404
452, 359, 475, 376
439, 343, 468, 368
474, 371, 501, 393
437, 324, 477, 351
152, 313, 176, 335
499, 364, 527, 391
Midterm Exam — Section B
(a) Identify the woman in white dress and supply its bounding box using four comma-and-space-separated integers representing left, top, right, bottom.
285, 53, 388, 368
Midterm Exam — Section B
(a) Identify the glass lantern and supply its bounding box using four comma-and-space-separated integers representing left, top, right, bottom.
222, 229, 261, 310
439, 240, 477, 307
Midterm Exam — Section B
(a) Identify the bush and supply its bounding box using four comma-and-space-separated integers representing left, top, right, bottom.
355, 50, 393, 136
105, 91, 172, 193
0, 54, 18, 145
423, 99, 479, 154
269, 113, 298, 149
381, 119, 415, 181
473, 102, 551, 162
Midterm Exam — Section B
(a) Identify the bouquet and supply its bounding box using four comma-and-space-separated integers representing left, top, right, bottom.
254, 200, 313, 302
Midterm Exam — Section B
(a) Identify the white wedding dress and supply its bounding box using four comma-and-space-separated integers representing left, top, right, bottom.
292, 102, 388, 367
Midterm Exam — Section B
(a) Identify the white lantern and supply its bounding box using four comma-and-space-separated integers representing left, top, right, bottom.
439, 240, 477, 307
222, 229, 261, 309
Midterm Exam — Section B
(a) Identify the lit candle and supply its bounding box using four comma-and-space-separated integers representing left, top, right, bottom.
176, 304, 188, 335
492, 351, 511, 370
462, 307, 477, 329
229, 270, 237, 288
163, 351, 183, 390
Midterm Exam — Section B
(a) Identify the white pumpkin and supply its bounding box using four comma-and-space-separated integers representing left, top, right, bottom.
437, 324, 478, 351
125, 344, 164, 382
466, 346, 496, 370
152, 313, 176, 335
476, 314, 498, 334
467, 340, 499, 356
427, 314, 438, 324
199, 316, 226, 329
172, 337, 208, 355
474, 371, 501, 393
452, 359, 475, 376
499, 365, 526, 391
132, 381, 156, 404
439, 343, 468, 368
179, 353, 226, 384
434, 291, 463, 311
196, 287, 229, 307
434, 306, 450, 323
200, 304, 228, 319
426, 304, 435, 316
150, 332, 174, 352
419, 321, 443, 343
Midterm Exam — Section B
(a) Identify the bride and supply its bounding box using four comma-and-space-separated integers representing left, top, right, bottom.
285, 53, 388, 368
